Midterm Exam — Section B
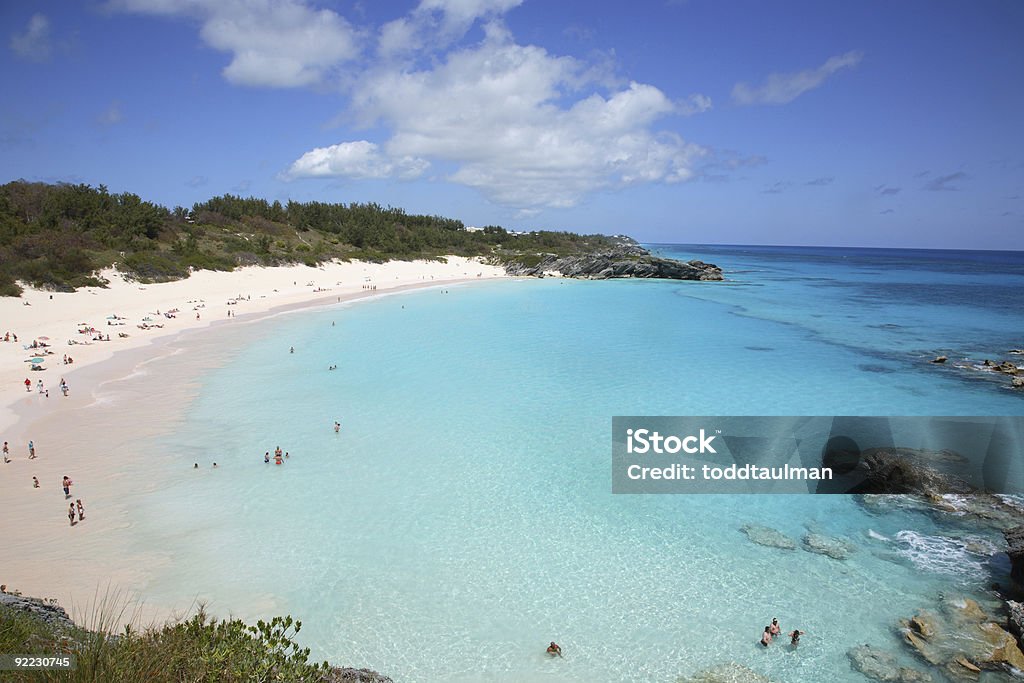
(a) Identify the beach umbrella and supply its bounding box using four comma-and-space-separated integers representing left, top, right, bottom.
37, 336, 50, 340
28, 357, 45, 363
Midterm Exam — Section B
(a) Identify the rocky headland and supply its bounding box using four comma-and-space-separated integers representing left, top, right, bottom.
503, 243, 724, 281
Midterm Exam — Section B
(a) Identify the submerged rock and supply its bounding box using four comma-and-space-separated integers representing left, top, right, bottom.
847, 645, 935, 682
801, 532, 855, 560
739, 524, 797, 550
678, 662, 772, 683
848, 645, 901, 681
899, 598, 1024, 677
325, 668, 394, 683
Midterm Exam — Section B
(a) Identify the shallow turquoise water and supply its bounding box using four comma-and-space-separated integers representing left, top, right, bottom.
116, 246, 1023, 682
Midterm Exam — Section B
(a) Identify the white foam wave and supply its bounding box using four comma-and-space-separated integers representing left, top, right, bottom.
892, 530, 989, 578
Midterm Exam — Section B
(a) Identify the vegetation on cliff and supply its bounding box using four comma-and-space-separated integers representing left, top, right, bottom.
0, 592, 391, 682
0, 180, 626, 296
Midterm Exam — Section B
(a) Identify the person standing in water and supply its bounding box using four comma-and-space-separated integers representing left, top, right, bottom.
789, 629, 805, 647
769, 618, 781, 636
760, 627, 772, 647
546, 642, 562, 657
334, 421, 341, 433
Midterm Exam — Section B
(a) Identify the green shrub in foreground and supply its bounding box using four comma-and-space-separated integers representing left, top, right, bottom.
1, 604, 332, 683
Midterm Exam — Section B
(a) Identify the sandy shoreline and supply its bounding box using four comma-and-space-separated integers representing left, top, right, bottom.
0, 257, 508, 625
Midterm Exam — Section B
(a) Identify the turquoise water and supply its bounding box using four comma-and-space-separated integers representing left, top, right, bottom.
118, 246, 1023, 682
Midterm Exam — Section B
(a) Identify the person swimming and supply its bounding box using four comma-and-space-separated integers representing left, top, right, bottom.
760, 626, 772, 647
546, 642, 562, 657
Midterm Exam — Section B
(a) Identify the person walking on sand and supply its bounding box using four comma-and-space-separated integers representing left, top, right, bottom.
28, 440, 35, 459
68, 503, 76, 526
32, 476, 39, 488
62, 475, 72, 498
2, 442, 8, 463
24, 378, 31, 392
76, 499, 85, 521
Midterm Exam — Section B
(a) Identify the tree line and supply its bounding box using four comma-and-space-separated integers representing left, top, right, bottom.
0, 181, 622, 295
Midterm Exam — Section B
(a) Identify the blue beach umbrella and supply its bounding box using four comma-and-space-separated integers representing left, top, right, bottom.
28, 357, 45, 363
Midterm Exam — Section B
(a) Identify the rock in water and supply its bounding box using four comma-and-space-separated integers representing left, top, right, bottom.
325, 668, 395, 683
930, 356, 948, 364
1006, 600, 1024, 645
1004, 526, 1024, 585
678, 662, 772, 683
739, 524, 797, 550
802, 533, 855, 560
848, 645, 902, 681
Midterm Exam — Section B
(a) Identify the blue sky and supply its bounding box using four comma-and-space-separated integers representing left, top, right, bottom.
2, 1, 1023, 249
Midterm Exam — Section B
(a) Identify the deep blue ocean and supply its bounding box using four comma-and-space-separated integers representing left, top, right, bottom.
111, 244, 1024, 682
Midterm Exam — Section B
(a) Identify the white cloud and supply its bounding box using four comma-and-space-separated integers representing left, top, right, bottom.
10, 13, 51, 62
110, 0, 359, 87
115, 0, 709, 211
732, 50, 863, 105
284, 141, 429, 180
418, 0, 523, 35
678, 93, 712, 116
377, 0, 523, 58
290, 27, 706, 209
98, 100, 123, 125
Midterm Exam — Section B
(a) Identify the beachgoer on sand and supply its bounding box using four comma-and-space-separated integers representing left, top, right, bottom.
76, 499, 85, 521
62, 476, 72, 497
68, 504, 76, 526
24, 378, 31, 392
28, 441, 35, 459
32, 476, 39, 488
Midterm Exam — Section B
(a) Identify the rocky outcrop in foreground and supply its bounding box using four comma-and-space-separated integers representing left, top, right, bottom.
898, 596, 1024, 679
0, 592, 76, 632
504, 246, 724, 281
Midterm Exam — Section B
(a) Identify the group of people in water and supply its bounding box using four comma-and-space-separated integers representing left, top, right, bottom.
760, 617, 805, 648
265, 446, 289, 465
